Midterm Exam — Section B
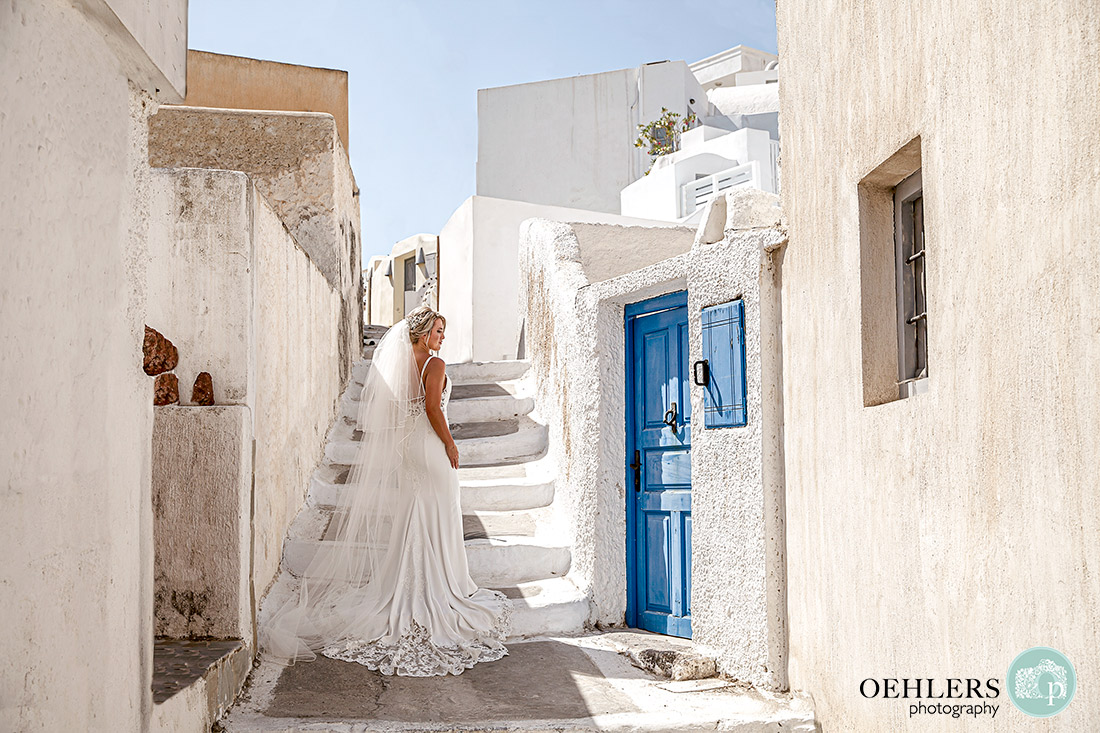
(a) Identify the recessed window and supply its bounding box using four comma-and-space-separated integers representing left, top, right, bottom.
858, 137, 927, 406
894, 170, 927, 396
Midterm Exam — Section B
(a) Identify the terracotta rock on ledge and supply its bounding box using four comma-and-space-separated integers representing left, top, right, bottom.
143, 326, 179, 376
154, 373, 179, 406
192, 372, 214, 405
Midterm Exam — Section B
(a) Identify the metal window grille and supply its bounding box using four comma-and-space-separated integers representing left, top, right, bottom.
894, 170, 927, 396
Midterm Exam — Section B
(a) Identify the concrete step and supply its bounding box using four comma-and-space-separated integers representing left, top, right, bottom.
350, 359, 371, 385
220, 632, 819, 732
342, 381, 534, 425
447, 360, 530, 385
349, 360, 527, 393
338, 393, 365, 421
458, 474, 555, 511
456, 416, 547, 467
310, 463, 554, 512
339, 387, 534, 425
299, 504, 547, 544
324, 415, 548, 466
283, 535, 570, 586
446, 383, 534, 424
500, 577, 589, 639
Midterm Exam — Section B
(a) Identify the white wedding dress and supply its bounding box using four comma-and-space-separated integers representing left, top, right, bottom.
261, 322, 512, 676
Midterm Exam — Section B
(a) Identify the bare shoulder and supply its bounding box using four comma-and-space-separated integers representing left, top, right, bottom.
423, 355, 446, 379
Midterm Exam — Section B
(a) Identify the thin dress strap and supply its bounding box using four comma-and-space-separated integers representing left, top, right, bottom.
419, 355, 440, 387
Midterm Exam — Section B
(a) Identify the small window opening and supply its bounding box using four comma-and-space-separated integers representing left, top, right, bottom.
894, 170, 927, 396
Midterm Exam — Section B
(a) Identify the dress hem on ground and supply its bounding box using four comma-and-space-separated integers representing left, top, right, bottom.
321, 590, 513, 677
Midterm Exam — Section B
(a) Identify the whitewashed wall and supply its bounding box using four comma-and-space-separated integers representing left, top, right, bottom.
519, 191, 789, 689
149, 106, 361, 386
520, 218, 692, 629
252, 178, 343, 599
366, 257, 394, 327
0, 0, 184, 729
438, 197, 476, 360
146, 168, 344, 607
777, 0, 1100, 729
621, 126, 778, 222
476, 61, 706, 215
438, 196, 683, 363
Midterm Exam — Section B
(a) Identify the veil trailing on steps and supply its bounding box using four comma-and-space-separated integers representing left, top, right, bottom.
260, 317, 511, 675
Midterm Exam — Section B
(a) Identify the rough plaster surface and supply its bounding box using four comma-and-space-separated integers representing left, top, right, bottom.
686, 192, 788, 690
571, 223, 693, 283
707, 83, 780, 117
520, 200, 787, 689
146, 169, 254, 405
148, 105, 361, 385
184, 50, 351, 153
148, 107, 337, 283
73, 0, 187, 101
251, 178, 344, 601
145, 167, 345, 634
776, 0, 1100, 728
0, 0, 176, 729
153, 407, 252, 639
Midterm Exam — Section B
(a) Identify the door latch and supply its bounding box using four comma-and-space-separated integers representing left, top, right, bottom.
663, 402, 678, 434
630, 449, 641, 492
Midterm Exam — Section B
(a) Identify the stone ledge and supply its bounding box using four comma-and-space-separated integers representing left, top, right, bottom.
601, 630, 718, 681
153, 638, 250, 716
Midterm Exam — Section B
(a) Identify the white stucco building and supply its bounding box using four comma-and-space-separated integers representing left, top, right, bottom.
440, 46, 782, 363
476, 59, 706, 215
1, 8, 361, 730
775, 0, 1100, 729
620, 82, 780, 225
364, 233, 438, 327
690, 45, 778, 90
2, 3, 187, 730
514, 5, 1100, 730
519, 189, 790, 689
436, 196, 683, 363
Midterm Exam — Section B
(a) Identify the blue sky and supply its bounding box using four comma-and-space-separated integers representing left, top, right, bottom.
188, 1, 777, 261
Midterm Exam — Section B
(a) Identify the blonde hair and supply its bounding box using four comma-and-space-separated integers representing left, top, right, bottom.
407, 305, 446, 345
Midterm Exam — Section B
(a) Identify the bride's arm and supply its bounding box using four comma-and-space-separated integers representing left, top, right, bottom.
423, 358, 460, 469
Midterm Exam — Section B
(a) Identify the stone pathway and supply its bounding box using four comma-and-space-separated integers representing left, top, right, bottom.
222, 355, 818, 731
220, 632, 817, 732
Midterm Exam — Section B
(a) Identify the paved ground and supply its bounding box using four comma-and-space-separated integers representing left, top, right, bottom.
220, 632, 817, 732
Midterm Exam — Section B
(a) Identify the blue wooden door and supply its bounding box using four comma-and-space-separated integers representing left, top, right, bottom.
625, 291, 692, 638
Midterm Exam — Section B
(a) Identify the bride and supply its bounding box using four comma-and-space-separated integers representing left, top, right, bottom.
261, 305, 512, 676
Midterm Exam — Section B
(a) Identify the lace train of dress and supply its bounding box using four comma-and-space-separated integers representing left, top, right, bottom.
261, 342, 512, 677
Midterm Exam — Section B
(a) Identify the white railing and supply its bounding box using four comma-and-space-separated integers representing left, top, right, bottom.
680, 162, 759, 218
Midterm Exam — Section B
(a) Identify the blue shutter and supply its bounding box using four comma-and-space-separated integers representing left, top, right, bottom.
701, 300, 747, 428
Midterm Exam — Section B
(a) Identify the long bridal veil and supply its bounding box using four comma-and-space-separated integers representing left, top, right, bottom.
261, 321, 424, 663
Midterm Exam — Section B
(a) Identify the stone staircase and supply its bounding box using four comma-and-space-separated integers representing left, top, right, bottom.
265, 356, 588, 642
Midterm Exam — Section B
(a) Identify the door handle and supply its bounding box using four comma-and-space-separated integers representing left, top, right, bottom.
693, 359, 709, 386
629, 449, 641, 492
664, 402, 678, 433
